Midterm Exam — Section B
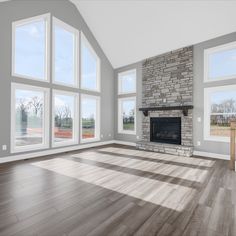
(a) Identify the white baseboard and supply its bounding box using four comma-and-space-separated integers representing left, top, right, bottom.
0, 140, 115, 164
193, 150, 229, 160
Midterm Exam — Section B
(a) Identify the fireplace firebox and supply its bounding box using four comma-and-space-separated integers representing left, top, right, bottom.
150, 117, 181, 145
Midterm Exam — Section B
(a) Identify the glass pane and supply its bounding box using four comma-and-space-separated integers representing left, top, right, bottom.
54, 94, 74, 143
209, 47, 236, 79
211, 90, 236, 113
15, 19, 46, 80
119, 71, 136, 94
81, 40, 98, 90
122, 100, 135, 131
210, 114, 236, 137
81, 98, 96, 139
15, 89, 44, 147
54, 24, 75, 86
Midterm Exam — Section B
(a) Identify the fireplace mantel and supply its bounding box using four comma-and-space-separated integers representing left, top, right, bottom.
139, 105, 193, 117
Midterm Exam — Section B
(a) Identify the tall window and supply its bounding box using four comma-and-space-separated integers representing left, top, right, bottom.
11, 83, 49, 153
118, 97, 136, 134
12, 14, 50, 81
117, 69, 136, 135
52, 90, 78, 147
204, 41, 236, 82
81, 33, 100, 91
53, 18, 79, 87
81, 95, 100, 142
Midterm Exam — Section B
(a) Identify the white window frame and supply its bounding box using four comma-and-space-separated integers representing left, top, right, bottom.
204, 84, 236, 142
11, 83, 50, 153
52, 90, 79, 148
80, 94, 100, 143
118, 97, 136, 135
80, 32, 101, 92
118, 69, 136, 95
12, 13, 50, 82
52, 17, 79, 88
204, 41, 236, 83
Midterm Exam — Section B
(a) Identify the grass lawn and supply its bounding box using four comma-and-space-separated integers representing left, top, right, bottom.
123, 123, 134, 131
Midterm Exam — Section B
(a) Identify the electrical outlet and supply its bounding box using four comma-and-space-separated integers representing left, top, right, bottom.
101, 134, 103, 138
197, 117, 201, 122
197, 141, 201, 146
108, 134, 111, 137
2, 145, 7, 151
136, 136, 140, 139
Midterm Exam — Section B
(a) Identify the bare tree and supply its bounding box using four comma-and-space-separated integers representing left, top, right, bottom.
29, 96, 43, 116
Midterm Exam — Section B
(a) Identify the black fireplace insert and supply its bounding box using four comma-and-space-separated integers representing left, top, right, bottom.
150, 117, 181, 145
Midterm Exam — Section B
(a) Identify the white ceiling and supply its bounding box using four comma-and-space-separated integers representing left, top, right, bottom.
72, 0, 236, 68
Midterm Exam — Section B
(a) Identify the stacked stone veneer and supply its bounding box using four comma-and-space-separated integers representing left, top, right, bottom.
136, 46, 194, 157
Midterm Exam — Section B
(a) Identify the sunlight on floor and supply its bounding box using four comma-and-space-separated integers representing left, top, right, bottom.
33, 156, 200, 211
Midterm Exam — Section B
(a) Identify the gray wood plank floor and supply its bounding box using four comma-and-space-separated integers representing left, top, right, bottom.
0, 144, 235, 236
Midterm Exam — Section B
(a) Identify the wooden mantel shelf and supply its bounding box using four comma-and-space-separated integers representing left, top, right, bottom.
139, 105, 193, 116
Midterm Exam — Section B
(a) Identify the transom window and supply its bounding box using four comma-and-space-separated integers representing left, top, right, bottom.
81, 33, 100, 91
118, 69, 136, 94
204, 85, 236, 142
12, 14, 50, 81
204, 41, 236, 82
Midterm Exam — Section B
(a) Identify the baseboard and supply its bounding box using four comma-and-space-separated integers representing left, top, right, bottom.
193, 150, 229, 160
0, 140, 115, 164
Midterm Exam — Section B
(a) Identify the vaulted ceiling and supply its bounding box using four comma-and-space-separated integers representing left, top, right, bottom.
72, 0, 236, 68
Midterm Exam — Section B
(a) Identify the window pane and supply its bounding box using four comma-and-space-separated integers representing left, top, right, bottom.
15, 89, 44, 147
211, 90, 236, 113
14, 19, 46, 80
81, 38, 99, 91
119, 70, 136, 94
122, 100, 135, 131
210, 114, 236, 137
54, 94, 75, 143
54, 24, 75, 86
209, 47, 236, 79
81, 97, 97, 139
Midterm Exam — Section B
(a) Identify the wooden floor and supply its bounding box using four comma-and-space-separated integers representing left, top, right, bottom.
0, 144, 235, 236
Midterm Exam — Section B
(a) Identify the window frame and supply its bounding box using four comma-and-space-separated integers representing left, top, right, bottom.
52, 17, 79, 88
52, 89, 79, 148
204, 41, 236, 83
118, 69, 137, 95
118, 96, 136, 135
80, 32, 101, 92
80, 94, 100, 143
12, 13, 50, 82
11, 83, 50, 153
204, 84, 236, 142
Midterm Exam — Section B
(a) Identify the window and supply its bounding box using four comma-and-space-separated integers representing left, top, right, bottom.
12, 14, 50, 81
204, 85, 236, 142
118, 97, 136, 135
81, 33, 100, 91
11, 83, 49, 153
81, 95, 100, 142
118, 69, 136, 94
53, 18, 79, 87
204, 41, 236, 82
52, 90, 78, 147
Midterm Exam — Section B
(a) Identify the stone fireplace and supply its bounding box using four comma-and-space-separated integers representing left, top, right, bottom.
136, 46, 193, 157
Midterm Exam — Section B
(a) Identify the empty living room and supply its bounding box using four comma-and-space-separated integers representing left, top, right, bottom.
0, 0, 236, 235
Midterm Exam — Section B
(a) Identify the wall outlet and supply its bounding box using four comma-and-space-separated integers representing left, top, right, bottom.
197, 117, 201, 122
101, 134, 103, 138
108, 134, 111, 137
197, 141, 201, 146
136, 136, 140, 139
2, 145, 7, 151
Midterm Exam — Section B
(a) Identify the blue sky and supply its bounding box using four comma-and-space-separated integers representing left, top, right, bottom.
122, 100, 135, 117
209, 48, 236, 79
55, 94, 74, 114
211, 90, 236, 104
82, 98, 96, 119
121, 74, 135, 93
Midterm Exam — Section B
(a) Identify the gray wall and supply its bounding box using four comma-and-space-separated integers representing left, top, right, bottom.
193, 32, 236, 156
115, 32, 236, 156
0, 0, 114, 158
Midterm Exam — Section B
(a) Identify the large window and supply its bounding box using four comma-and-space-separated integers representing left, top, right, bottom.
53, 18, 79, 87
81, 95, 100, 142
204, 41, 236, 82
204, 85, 236, 142
52, 90, 78, 147
12, 14, 50, 81
118, 97, 136, 135
11, 83, 49, 153
118, 69, 136, 94
81, 33, 100, 91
